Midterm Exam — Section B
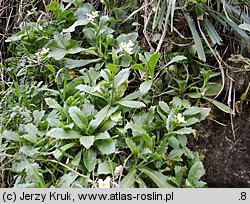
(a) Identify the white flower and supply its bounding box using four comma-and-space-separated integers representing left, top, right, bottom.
92, 11, 99, 18
98, 176, 111, 188
86, 11, 99, 22
176, 113, 186, 123
40, 48, 50, 55
35, 48, 49, 57
119, 40, 134, 54
33, 47, 50, 63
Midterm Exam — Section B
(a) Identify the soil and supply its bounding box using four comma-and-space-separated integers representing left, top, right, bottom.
189, 103, 250, 187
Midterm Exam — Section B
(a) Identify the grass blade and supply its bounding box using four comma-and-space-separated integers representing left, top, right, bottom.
183, 12, 206, 61
204, 18, 223, 45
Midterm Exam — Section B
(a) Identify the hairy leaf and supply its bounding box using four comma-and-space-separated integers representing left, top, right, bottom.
96, 139, 116, 155
188, 161, 206, 186
56, 172, 78, 188
83, 148, 97, 172
204, 96, 234, 114
64, 58, 101, 69
89, 105, 110, 129
114, 68, 130, 89
117, 100, 145, 108
46, 33, 86, 60
47, 128, 82, 139
63, 19, 89, 33
68, 106, 87, 130
139, 80, 152, 94
125, 138, 138, 155
80, 136, 95, 149
120, 168, 137, 188
138, 167, 174, 188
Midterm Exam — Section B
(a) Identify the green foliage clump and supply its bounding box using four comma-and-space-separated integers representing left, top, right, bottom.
0, 0, 219, 188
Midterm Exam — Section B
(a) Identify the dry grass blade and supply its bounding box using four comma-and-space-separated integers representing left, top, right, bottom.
143, 0, 154, 50
156, 0, 173, 52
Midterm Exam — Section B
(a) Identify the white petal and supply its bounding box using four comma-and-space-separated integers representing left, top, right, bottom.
97, 179, 104, 187
92, 11, 99, 18
86, 13, 92, 17
127, 40, 134, 47
104, 176, 111, 184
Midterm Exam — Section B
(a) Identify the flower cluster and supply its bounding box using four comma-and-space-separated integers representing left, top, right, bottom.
86, 11, 99, 22
33, 47, 50, 63
176, 113, 186, 124
119, 40, 134, 54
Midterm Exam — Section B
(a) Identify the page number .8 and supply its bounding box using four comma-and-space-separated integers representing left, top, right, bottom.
240, 192, 246, 201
